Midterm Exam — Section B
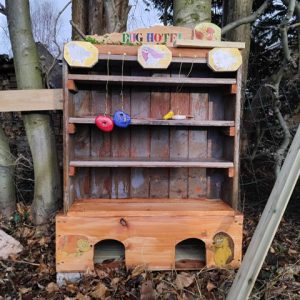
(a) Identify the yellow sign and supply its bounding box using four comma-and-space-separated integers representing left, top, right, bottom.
194, 23, 221, 41
208, 48, 242, 72
137, 45, 172, 69
64, 41, 98, 68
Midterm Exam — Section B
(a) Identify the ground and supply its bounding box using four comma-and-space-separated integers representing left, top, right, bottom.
0, 203, 299, 300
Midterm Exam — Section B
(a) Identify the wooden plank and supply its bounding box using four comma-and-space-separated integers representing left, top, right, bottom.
188, 93, 208, 198
150, 72, 170, 198
111, 89, 131, 198
130, 71, 151, 198
0, 89, 63, 112
169, 91, 189, 198
67, 198, 236, 217
90, 90, 112, 198
56, 212, 243, 272
95, 44, 211, 59
174, 39, 245, 49
70, 158, 234, 168
68, 74, 236, 86
69, 117, 235, 127
227, 125, 300, 300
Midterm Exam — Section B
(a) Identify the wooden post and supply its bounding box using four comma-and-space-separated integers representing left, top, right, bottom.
226, 125, 300, 300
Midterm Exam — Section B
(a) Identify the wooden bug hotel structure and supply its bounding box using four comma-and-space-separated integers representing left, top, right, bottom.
56, 24, 244, 274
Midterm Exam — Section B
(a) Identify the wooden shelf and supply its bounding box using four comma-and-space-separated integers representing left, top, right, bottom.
67, 198, 237, 217
70, 158, 234, 168
69, 117, 235, 127
68, 74, 236, 86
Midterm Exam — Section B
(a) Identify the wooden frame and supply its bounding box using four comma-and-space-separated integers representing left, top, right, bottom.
57, 43, 243, 272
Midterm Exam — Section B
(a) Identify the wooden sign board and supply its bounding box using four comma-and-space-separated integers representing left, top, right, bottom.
137, 45, 172, 69
194, 23, 221, 41
208, 48, 242, 72
64, 41, 98, 68
86, 25, 193, 47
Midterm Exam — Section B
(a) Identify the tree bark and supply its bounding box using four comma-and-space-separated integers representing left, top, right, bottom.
222, 0, 254, 84
6, 0, 61, 225
173, 0, 211, 28
72, 0, 89, 39
0, 127, 16, 217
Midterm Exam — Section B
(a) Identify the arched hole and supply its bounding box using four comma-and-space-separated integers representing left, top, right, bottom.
94, 239, 125, 264
213, 232, 234, 266
175, 238, 206, 269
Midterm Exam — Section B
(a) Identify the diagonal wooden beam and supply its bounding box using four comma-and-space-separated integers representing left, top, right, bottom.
227, 125, 300, 300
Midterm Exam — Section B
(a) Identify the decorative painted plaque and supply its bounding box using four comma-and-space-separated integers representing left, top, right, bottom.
138, 45, 172, 69
64, 41, 98, 68
194, 23, 221, 41
208, 48, 242, 72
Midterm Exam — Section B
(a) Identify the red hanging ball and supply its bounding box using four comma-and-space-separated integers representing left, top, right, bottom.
95, 115, 114, 132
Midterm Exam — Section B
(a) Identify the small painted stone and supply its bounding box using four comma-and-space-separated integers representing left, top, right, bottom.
113, 110, 131, 128
95, 115, 114, 132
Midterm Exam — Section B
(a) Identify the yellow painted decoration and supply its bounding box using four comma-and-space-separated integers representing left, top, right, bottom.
194, 23, 221, 41
64, 41, 98, 68
208, 48, 242, 72
138, 45, 172, 69
163, 110, 174, 120
57, 235, 91, 258
213, 233, 234, 266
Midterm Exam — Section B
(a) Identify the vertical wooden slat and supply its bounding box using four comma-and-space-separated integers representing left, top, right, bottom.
72, 90, 91, 199
188, 93, 208, 198
111, 89, 131, 198
130, 86, 151, 197
150, 75, 170, 198
90, 90, 112, 198
169, 92, 189, 198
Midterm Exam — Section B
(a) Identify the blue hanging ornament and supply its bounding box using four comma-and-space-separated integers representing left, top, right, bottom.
113, 110, 131, 128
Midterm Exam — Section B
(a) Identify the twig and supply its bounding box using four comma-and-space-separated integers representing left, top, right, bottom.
70, 20, 86, 39
284, 0, 296, 24
2, 259, 40, 266
45, 0, 71, 88
0, 3, 6, 15
222, 0, 270, 35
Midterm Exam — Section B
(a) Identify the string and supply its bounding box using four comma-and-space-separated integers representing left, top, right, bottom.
175, 56, 183, 114
120, 53, 126, 111
105, 52, 110, 116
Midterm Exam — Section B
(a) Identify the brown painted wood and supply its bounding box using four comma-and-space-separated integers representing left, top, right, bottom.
150, 75, 170, 198
69, 117, 235, 127
68, 74, 236, 86
188, 93, 208, 198
69, 166, 76, 177
67, 79, 78, 93
90, 90, 112, 198
169, 91, 189, 198
130, 69, 151, 198
223, 127, 235, 137
111, 89, 131, 198
67, 123, 76, 134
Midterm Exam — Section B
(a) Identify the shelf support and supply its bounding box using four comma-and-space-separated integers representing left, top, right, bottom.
223, 127, 235, 137
69, 166, 76, 177
67, 80, 78, 93
67, 123, 76, 134
228, 167, 235, 178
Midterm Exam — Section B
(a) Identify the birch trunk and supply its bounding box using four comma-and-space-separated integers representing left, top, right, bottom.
0, 127, 15, 217
173, 0, 211, 28
6, 0, 61, 225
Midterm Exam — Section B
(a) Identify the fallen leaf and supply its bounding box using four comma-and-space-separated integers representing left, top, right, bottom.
141, 280, 155, 300
207, 281, 216, 292
156, 282, 167, 294
111, 277, 120, 289
96, 269, 109, 279
175, 272, 195, 290
131, 264, 146, 277
46, 282, 59, 293
270, 246, 275, 253
76, 293, 91, 300
288, 248, 297, 255
90, 283, 107, 300
19, 287, 32, 294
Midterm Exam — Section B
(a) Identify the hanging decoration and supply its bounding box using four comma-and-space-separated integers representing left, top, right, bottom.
113, 53, 131, 128
95, 52, 114, 132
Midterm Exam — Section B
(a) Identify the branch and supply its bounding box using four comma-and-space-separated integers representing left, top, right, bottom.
284, 0, 296, 24
222, 0, 269, 35
0, 3, 6, 15
45, 0, 71, 88
70, 20, 86, 39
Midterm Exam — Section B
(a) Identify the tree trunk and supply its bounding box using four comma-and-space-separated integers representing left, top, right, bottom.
0, 127, 16, 217
72, 0, 130, 38
173, 0, 211, 28
6, 0, 61, 225
222, 0, 253, 85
